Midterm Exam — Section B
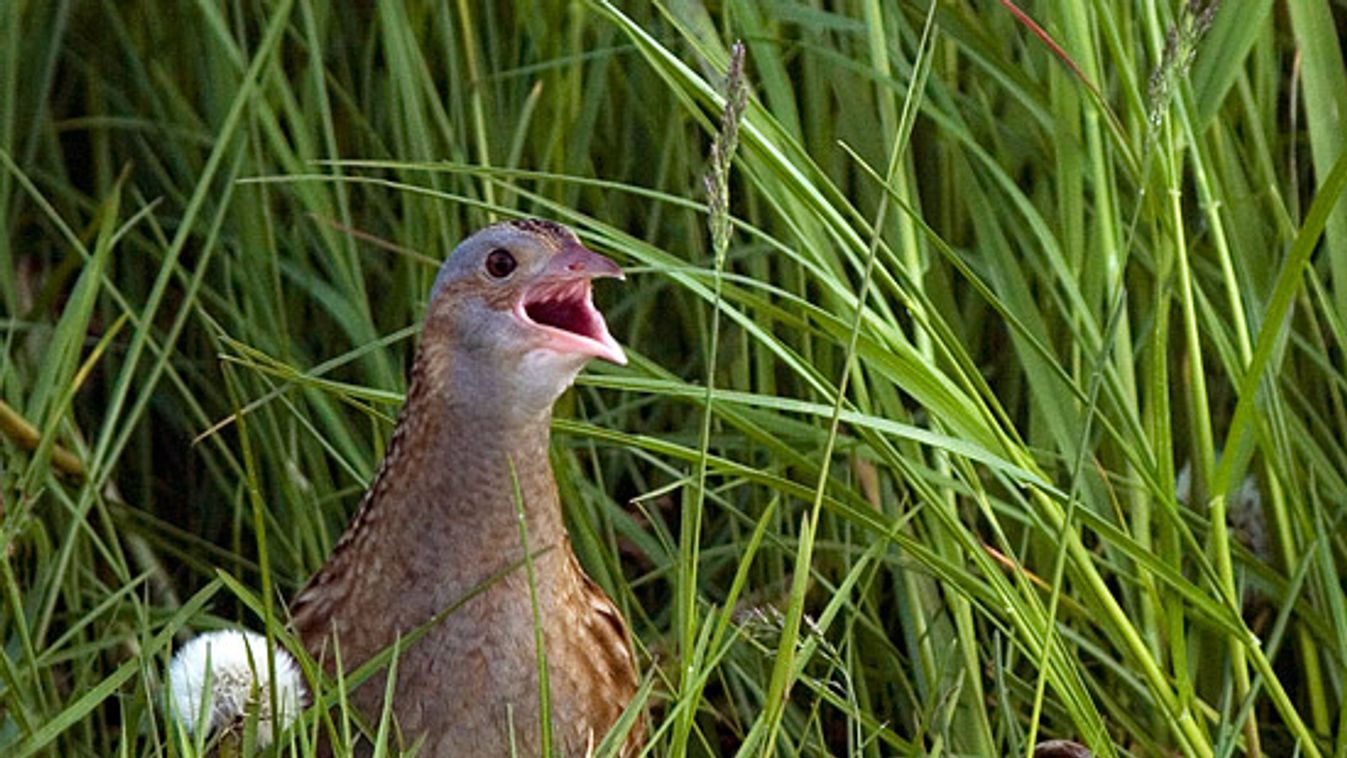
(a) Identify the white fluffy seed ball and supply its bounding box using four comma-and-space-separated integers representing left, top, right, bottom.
167, 629, 306, 747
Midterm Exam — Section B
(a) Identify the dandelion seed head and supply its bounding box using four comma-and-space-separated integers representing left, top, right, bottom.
167, 629, 306, 747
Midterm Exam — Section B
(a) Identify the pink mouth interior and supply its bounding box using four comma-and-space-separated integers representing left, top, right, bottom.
524, 280, 604, 341
518, 278, 626, 364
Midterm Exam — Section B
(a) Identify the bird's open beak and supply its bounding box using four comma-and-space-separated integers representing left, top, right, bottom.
515, 245, 627, 365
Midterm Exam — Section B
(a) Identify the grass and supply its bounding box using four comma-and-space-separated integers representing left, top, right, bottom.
3, 0, 1347, 755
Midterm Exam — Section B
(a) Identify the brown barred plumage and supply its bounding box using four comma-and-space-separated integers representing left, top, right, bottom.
290, 220, 640, 755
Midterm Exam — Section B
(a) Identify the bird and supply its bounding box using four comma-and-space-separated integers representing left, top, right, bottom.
290, 219, 641, 755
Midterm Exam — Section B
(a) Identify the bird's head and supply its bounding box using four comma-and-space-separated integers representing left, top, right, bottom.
421, 219, 626, 422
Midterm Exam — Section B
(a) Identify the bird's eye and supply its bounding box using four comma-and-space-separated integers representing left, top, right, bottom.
484, 249, 517, 279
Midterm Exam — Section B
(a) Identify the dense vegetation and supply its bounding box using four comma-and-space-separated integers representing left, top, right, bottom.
3, 1, 1346, 755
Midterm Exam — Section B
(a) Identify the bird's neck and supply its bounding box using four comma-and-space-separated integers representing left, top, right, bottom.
346, 365, 571, 596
